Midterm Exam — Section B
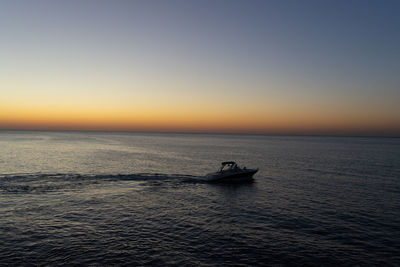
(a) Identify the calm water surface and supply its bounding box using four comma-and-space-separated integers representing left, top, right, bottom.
0, 131, 399, 266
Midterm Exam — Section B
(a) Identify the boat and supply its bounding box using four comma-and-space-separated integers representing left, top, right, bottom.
205, 161, 258, 182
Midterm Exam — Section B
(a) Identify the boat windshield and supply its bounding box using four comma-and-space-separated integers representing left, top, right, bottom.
219, 162, 238, 172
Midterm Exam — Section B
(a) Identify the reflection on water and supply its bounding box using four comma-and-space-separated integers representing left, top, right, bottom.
0, 131, 399, 265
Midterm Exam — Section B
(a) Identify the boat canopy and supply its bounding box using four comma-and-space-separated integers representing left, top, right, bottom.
219, 161, 238, 171
221, 161, 236, 165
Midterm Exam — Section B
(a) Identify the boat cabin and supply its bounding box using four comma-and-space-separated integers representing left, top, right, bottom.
219, 161, 239, 172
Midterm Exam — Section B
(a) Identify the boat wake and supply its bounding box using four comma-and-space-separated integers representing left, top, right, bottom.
0, 172, 207, 194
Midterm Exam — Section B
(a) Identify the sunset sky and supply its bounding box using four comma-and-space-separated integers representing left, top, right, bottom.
1, 0, 399, 135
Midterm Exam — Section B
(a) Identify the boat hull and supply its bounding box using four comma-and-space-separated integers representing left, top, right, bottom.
206, 169, 258, 183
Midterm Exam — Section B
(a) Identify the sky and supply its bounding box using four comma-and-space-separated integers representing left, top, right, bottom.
1, 0, 399, 136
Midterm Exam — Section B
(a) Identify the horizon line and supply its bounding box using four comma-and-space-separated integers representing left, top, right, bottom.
1, 128, 399, 138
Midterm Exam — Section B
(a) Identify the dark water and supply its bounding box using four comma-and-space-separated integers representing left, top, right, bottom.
0, 131, 399, 266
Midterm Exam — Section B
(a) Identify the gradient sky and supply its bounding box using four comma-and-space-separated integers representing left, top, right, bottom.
1, 0, 399, 135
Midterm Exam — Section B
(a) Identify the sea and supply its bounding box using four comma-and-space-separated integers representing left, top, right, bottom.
0, 131, 399, 266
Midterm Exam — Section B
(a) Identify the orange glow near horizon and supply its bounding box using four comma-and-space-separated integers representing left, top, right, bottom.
1, 103, 399, 136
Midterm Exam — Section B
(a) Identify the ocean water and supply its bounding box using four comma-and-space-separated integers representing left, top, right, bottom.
0, 131, 399, 266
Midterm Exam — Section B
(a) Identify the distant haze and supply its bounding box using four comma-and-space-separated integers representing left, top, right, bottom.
1, 0, 399, 136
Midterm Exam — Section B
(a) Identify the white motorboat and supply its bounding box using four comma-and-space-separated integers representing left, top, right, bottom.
206, 161, 258, 182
